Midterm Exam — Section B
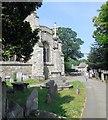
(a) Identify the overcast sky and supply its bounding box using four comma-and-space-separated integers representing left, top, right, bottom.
37, 2, 106, 59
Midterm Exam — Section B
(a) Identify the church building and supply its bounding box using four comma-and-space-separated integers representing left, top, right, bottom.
1, 11, 65, 81
24, 11, 65, 80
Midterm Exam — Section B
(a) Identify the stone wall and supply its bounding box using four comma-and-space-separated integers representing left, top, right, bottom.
1, 62, 32, 81
31, 43, 45, 80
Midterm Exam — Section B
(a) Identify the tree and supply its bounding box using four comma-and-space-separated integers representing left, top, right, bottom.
2, 2, 42, 62
89, 1, 108, 70
87, 41, 108, 70
87, 43, 104, 69
92, 1, 108, 45
57, 27, 84, 71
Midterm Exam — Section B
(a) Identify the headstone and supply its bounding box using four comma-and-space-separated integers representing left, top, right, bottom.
2, 82, 6, 119
45, 80, 57, 97
12, 82, 29, 92
0, 81, 2, 119
25, 90, 38, 117
6, 99, 24, 118
76, 86, 80, 95
16, 72, 23, 82
22, 74, 29, 81
45, 93, 51, 104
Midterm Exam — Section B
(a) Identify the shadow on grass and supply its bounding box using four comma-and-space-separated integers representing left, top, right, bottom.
34, 87, 75, 117
7, 86, 75, 118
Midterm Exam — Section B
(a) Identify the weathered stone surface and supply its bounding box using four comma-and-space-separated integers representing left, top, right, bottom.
42, 80, 58, 104
1, 11, 65, 82
29, 109, 66, 119
1, 62, 32, 82
0, 12, 66, 96
6, 99, 23, 118
6, 87, 14, 93
45, 93, 51, 104
0, 82, 2, 119
2, 82, 6, 119
25, 89, 38, 117
12, 82, 29, 92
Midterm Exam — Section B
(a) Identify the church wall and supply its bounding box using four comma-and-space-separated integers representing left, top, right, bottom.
0, 62, 32, 81
32, 43, 45, 80
1, 12, 65, 81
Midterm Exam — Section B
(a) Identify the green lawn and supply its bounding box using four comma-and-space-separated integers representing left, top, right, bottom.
7, 80, 86, 118
6, 79, 46, 87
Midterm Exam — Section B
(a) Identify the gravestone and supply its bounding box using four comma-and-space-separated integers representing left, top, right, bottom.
12, 82, 29, 92
29, 109, 66, 119
45, 93, 51, 104
16, 72, 23, 82
6, 99, 24, 118
41, 80, 58, 104
46, 80, 55, 97
51, 76, 73, 90
2, 81, 6, 119
76, 86, 80, 95
25, 90, 38, 117
0, 81, 2, 119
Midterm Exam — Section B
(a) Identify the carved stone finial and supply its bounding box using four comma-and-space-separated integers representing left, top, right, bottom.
53, 22, 57, 37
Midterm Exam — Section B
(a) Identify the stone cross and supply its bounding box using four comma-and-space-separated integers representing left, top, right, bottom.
53, 22, 57, 37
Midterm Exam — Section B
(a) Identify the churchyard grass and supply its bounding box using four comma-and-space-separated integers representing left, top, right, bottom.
6, 79, 46, 87
39, 80, 86, 118
22, 79, 46, 84
6, 82, 13, 87
7, 81, 86, 118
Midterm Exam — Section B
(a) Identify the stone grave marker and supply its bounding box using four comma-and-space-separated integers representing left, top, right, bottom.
25, 89, 38, 117
16, 72, 23, 82
2, 81, 6, 119
0, 81, 2, 119
6, 99, 24, 118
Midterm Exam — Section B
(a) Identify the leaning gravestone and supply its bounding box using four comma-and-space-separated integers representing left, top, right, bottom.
0, 80, 2, 119
6, 99, 24, 118
25, 90, 38, 117
2, 81, 6, 119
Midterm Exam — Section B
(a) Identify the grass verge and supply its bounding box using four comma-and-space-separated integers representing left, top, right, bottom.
7, 80, 86, 118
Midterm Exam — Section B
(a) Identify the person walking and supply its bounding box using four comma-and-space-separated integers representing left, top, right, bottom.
85, 71, 89, 81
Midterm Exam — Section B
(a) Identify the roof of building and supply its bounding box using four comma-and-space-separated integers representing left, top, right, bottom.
78, 62, 88, 68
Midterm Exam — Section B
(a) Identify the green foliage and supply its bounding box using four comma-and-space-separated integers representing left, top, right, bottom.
87, 42, 108, 70
88, 1, 108, 70
2, 2, 42, 62
93, 1, 108, 45
57, 27, 84, 71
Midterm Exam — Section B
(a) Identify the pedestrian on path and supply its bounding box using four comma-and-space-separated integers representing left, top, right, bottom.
85, 71, 89, 81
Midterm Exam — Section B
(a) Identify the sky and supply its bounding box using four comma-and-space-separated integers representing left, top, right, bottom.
37, 1, 106, 59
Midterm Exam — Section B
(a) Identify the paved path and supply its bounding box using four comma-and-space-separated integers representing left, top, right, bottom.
66, 75, 106, 118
